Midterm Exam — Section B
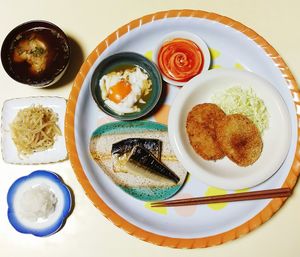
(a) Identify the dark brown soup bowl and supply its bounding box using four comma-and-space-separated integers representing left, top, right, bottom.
1, 20, 70, 88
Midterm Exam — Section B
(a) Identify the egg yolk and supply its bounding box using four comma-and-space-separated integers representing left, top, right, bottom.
108, 80, 132, 104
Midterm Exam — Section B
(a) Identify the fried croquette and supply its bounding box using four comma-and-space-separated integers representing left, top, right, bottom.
186, 103, 226, 160
215, 114, 263, 167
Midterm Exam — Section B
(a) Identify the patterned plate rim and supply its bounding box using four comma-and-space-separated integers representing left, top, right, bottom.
65, 9, 300, 248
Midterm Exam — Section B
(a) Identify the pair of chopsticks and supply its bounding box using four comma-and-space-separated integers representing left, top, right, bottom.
150, 188, 292, 208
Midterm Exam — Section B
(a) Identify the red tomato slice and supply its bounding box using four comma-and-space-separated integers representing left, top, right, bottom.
158, 38, 204, 82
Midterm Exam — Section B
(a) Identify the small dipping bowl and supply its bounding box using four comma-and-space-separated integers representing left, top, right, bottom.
1, 20, 70, 88
7, 170, 72, 237
91, 52, 162, 121
153, 31, 211, 86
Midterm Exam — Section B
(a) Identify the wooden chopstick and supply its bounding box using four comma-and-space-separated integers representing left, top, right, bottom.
150, 188, 292, 207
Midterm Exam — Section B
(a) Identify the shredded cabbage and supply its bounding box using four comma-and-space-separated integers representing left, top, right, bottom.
212, 86, 269, 134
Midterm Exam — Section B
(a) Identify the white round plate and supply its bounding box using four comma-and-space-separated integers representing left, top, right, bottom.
65, 11, 299, 248
168, 69, 291, 189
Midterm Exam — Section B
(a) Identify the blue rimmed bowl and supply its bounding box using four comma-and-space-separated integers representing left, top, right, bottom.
7, 170, 72, 237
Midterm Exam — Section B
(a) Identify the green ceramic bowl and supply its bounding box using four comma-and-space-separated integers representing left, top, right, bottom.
91, 52, 162, 120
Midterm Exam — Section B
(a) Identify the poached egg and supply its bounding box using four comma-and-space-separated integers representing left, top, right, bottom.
99, 66, 152, 115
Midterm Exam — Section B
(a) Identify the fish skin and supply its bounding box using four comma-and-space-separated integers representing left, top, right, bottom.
111, 138, 161, 159
128, 145, 180, 184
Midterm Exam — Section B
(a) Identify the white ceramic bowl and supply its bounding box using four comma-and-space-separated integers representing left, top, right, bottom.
168, 69, 291, 190
153, 31, 211, 86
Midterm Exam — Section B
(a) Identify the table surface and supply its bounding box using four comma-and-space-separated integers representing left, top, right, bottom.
1, 1, 300, 256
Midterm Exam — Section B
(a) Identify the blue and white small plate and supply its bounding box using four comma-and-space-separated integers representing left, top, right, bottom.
7, 170, 72, 237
